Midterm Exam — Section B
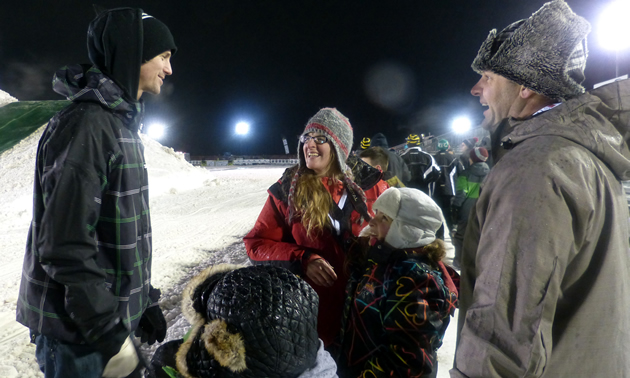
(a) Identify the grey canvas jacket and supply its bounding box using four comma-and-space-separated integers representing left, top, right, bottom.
452, 79, 630, 377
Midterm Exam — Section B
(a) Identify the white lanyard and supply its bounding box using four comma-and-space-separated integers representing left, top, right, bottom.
327, 190, 347, 235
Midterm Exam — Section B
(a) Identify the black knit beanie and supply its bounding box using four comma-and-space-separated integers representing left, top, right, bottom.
462, 137, 478, 150
142, 13, 177, 63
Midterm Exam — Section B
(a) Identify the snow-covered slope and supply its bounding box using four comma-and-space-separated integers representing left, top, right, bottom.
0, 90, 18, 107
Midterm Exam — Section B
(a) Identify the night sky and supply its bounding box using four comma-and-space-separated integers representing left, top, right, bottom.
0, 0, 624, 156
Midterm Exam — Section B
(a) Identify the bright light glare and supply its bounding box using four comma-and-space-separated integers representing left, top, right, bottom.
452, 117, 472, 134
235, 121, 250, 135
599, 2, 630, 51
147, 123, 165, 139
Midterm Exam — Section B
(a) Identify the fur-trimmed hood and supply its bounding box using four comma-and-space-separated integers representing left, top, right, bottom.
472, 0, 591, 101
176, 264, 320, 378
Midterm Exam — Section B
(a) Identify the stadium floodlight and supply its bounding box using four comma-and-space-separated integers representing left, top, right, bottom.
147, 123, 165, 140
599, 2, 630, 51
235, 121, 250, 135
599, 1, 630, 77
452, 116, 472, 134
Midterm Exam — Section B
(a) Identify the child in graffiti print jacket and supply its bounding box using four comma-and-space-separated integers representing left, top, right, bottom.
338, 187, 459, 378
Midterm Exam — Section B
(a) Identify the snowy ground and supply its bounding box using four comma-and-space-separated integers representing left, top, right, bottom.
0, 124, 457, 377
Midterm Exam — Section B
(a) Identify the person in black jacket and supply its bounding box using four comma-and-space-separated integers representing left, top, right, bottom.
400, 134, 441, 196
432, 139, 461, 231
370, 132, 411, 185
16, 7, 176, 378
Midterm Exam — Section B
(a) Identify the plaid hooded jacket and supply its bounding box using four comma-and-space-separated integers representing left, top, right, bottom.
16, 8, 156, 344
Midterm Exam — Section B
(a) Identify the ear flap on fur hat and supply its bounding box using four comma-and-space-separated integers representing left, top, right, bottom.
202, 320, 246, 372
181, 264, 243, 329
472, 0, 591, 101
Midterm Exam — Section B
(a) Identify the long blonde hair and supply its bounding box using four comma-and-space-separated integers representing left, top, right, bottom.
294, 146, 342, 237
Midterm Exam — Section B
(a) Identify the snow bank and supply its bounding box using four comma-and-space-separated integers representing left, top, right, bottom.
0, 90, 18, 107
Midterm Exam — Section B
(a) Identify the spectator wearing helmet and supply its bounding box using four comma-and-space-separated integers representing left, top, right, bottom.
400, 134, 441, 196
433, 139, 461, 232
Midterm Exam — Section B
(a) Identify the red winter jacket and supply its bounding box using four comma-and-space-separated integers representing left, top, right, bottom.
244, 163, 386, 346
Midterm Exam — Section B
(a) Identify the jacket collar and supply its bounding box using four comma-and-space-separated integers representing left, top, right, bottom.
53, 64, 144, 130
492, 79, 630, 180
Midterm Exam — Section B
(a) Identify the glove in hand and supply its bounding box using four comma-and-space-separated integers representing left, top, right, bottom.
135, 305, 167, 345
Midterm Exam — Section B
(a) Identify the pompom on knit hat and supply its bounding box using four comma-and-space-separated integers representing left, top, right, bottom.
437, 139, 449, 151
373, 187, 444, 249
142, 13, 177, 63
287, 108, 367, 224
471, 0, 591, 101
470, 147, 489, 163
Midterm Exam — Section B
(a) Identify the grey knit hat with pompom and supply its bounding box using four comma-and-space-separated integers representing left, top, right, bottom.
285, 108, 368, 224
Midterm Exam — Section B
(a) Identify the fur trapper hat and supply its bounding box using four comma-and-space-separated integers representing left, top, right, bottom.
287, 108, 367, 224
177, 264, 320, 378
373, 187, 444, 249
472, 0, 591, 101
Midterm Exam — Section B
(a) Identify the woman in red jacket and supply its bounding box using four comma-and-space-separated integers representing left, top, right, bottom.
244, 107, 377, 347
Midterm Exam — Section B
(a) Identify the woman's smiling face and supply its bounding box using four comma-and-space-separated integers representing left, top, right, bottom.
302, 133, 333, 176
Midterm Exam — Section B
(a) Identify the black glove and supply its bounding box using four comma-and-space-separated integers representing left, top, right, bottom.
135, 288, 167, 345
135, 305, 167, 345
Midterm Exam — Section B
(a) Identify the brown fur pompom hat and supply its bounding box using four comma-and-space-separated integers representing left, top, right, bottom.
176, 264, 320, 378
472, 0, 591, 101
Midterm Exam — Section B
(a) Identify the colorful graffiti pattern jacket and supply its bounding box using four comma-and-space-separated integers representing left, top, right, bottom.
340, 242, 458, 377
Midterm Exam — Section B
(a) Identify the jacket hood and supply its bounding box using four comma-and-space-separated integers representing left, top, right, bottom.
52, 64, 143, 129
468, 162, 490, 178
177, 264, 320, 378
87, 7, 144, 103
370, 133, 389, 148
502, 79, 630, 180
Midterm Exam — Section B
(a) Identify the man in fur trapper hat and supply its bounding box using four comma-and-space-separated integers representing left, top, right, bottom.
453, 1, 630, 377
151, 264, 337, 378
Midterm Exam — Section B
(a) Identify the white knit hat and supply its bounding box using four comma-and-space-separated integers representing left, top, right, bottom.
373, 187, 444, 249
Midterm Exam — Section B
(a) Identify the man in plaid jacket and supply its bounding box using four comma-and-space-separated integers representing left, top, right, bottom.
16, 7, 176, 377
